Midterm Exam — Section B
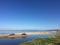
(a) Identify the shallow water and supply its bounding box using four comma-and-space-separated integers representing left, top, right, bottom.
0, 30, 56, 45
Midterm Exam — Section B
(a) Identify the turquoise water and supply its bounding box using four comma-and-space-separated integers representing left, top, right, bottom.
0, 30, 56, 45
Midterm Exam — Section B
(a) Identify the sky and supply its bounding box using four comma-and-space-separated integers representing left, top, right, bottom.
0, 0, 60, 30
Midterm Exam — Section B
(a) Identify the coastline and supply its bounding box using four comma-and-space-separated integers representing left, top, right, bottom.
0, 32, 52, 38
0, 33, 27, 38
15, 32, 52, 35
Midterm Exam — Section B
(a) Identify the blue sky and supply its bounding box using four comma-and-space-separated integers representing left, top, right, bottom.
0, 0, 60, 30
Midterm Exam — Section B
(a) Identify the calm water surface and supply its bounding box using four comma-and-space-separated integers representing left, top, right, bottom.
0, 30, 56, 45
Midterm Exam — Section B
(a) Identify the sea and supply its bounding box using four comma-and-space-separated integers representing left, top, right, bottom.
0, 30, 56, 45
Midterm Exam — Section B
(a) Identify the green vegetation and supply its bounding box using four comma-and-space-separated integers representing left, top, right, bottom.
19, 36, 60, 45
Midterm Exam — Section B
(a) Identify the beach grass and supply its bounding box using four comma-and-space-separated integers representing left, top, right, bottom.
19, 36, 60, 45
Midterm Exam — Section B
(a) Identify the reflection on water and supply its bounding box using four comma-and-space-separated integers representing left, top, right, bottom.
0, 34, 55, 45
0, 30, 56, 45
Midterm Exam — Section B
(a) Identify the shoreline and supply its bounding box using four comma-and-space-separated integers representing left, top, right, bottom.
0, 33, 27, 38
15, 32, 52, 35
0, 32, 52, 38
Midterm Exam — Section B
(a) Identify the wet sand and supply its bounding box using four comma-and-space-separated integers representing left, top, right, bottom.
0, 34, 27, 38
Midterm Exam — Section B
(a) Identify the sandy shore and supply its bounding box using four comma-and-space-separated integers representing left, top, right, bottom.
26, 32, 51, 35
0, 34, 27, 38
16, 32, 52, 35
0, 32, 52, 38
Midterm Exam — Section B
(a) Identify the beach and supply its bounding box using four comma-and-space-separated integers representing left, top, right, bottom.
0, 31, 52, 38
